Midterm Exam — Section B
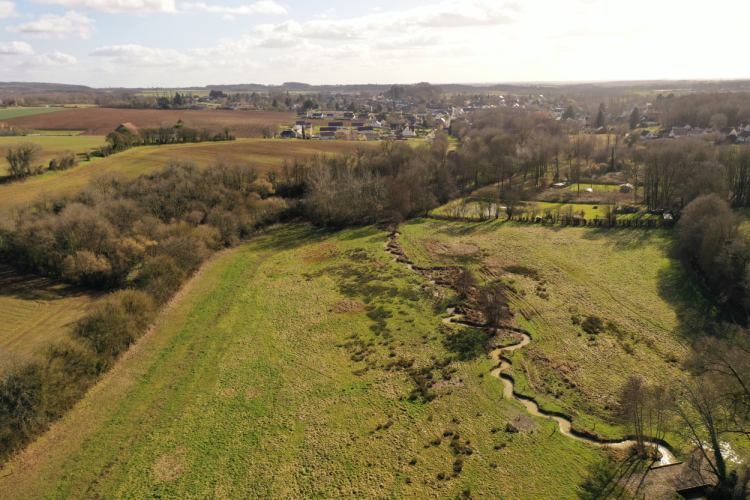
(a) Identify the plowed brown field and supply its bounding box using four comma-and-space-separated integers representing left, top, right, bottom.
2, 108, 324, 138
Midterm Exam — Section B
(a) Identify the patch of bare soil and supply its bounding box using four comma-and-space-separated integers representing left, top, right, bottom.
422, 240, 480, 258
333, 299, 365, 314
245, 388, 260, 400
152, 447, 186, 483
506, 411, 539, 432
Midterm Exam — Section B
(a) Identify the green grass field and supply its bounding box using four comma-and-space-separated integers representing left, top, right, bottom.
0, 224, 600, 499
0, 107, 69, 120
0, 138, 376, 210
397, 219, 722, 439
0, 135, 106, 172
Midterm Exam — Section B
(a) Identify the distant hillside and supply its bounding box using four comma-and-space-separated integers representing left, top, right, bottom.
0, 82, 93, 93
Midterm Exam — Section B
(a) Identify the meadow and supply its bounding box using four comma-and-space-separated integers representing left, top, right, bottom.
0, 138, 376, 209
0, 224, 600, 500
397, 218, 721, 438
1, 108, 326, 138
0, 266, 96, 357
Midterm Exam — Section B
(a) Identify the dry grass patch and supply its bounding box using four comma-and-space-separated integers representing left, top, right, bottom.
423, 240, 480, 258
333, 299, 365, 314
152, 447, 187, 483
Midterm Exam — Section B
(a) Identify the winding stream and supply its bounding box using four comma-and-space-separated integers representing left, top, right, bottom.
386, 236, 676, 466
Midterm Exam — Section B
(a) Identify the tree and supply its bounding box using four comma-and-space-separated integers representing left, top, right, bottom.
618, 376, 671, 459
710, 113, 729, 129
303, 98, 318, 110
595, 109, 605, 128
629, 107, 640, 130
272, 98, 278, 108
5, 142, 43, 179
563, 105, 576, 120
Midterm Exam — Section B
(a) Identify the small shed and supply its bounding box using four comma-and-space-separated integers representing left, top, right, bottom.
115, 123, 138, 134
620, 183, 634, 193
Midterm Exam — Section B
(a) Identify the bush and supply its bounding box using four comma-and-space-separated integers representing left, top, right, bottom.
135, 255, 186, 305
73, 289, 156, 370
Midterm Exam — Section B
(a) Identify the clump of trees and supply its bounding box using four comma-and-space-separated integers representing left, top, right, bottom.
0, 158, 290, 460
4, 142, 43, 179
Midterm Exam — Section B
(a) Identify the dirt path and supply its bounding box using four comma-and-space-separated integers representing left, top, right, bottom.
384, 231, 676, 466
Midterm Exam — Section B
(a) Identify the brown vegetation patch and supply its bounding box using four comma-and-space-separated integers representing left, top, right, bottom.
526, 348, 581, 389
333, 300, 365, 314
245, 388, 260, 400
506, 411, 539, 432
223, 387, 237, 396
302, 243, 340, 264
480, 258, 515, 280
423, 240, 480, 258
152, 447, 186, 483
370, 259, 387, 268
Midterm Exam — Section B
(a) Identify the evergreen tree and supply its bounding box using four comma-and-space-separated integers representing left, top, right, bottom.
630, 107, 640, 129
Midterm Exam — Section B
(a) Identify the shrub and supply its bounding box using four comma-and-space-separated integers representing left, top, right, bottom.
582, 315, 606, 335
73, 289, 156, 370
0, 360, 46, 461
135, 255, 186, 305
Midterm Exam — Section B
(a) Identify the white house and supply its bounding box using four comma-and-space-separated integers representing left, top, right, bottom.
737, 131, 750, 143
401, 127, 415, 138
640, 130, 655, 140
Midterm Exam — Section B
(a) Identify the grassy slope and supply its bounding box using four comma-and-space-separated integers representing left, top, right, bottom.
0, 224, 598, 500
0, 266, 96, 357
0, 139, 374, 210
398, 219, 722, 437
0, 108, 68, 120
0, 135, 106, 170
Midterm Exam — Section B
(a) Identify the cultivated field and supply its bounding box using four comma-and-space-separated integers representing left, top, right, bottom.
398, 219, 720, 437
1, 108, 326, 138
0, 107, 69, 121
0, 139, 376, 209
0, 224, 599, 500
0, 266, 95, 357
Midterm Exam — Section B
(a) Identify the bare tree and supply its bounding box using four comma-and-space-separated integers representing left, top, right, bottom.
5, 142, 43, 179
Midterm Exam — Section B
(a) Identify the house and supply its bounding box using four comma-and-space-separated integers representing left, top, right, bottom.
739, 123, 750, 132
1, 99, 17, 107
351, 122, 365, 128
673, 123, 691, 130
343, 112, 355, 119
319, 131, 336, 140
329, 121, 345, 129
643, 117, 658, 126
401, 127, 415, 138
320, 127, 337, 133
620, 183, 634, 193
357, 114, 371, 121
295, 120, 307, 126
669, 127, 690, 139
279, 130, 299, 139
372, 120, 382, 128
312, 113, 323, 119
363, 133, 380, 141
737, 131, 750, 143
115, 123, 139, 134
640, 130, 655, 140
687, 128, 708, 138
620, 452, 714, 500
718, 127, 738, 136
595, 126, 608, 134
356, 126, 374, 134
342, 133, 359, 141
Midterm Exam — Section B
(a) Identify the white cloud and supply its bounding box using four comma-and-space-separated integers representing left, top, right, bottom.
182, 1, 286, 15
375, 33, 446, 50
29, 0, 175, 13
0, 1, 19, 18
90, 44, 192, 66
220, 13, 233, 20
254, 0, 518, 41
30, 50, 77, 65
7, 10, 95, 39
0, 40, 33, 54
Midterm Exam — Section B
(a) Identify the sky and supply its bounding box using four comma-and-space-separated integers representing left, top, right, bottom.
0, 0, 748, 88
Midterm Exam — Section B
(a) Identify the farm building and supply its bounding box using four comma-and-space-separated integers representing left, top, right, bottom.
329, 121, 345, 129
363, 133, 380, 141
1, 99, 17, 107
279, 130, 299, 139
115, 123, 139, 134
319, 131, 336, 140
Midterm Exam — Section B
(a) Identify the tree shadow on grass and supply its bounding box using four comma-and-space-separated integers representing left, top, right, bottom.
251, 223, 334, 252
578, 226, 676, 252
0, 265, 90, 303
654, 260, 731, 342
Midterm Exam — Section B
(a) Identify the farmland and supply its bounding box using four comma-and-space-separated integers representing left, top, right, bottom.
0, 266, 96, 357
1, 108, 326, 138
0, 107, 69, 121
0, 135, 106, 171
397, 218, 721, 437
0, 138, 377, 209
0, 224, 600, 500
